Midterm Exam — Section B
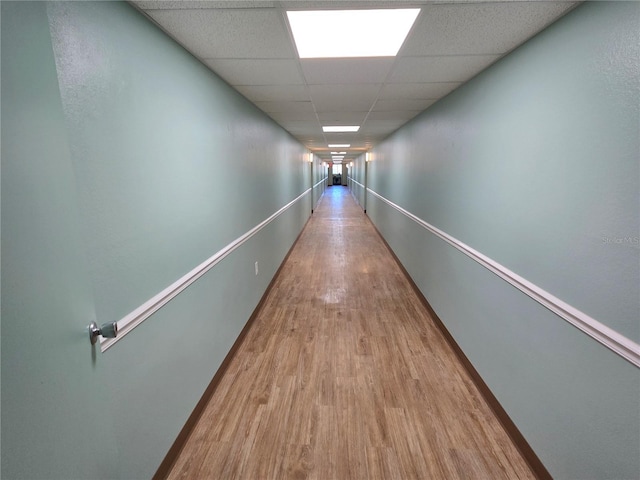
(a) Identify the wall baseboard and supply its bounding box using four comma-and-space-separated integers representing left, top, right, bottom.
153, 212, 313, 480
368, 217, 552, 480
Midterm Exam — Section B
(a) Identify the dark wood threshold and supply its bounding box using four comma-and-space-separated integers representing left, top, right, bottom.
367, 215, 552, 480
153, 214, 313, 480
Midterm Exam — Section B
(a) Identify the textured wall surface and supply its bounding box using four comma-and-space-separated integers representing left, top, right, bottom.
312, 153, 327, 210
1, 2, 313, 478
365, 2, 639, 479
348, 154, 367, 210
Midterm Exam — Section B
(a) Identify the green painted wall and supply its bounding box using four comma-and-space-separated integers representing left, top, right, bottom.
1, 3, 119, 477
1, 1, 312, 478
349, 154, 367, 210
365, 2, 639, 479
311, 153, 327, 211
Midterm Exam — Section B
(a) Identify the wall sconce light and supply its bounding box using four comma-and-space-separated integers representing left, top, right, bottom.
365, 152, 371, 162
308, 152, 314, 163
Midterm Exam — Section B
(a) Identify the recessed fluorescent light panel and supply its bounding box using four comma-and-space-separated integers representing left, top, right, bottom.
323, 125, 360, 133
328, 144, 350, 148
287, 9, 420, 58
331, 152, 347, 155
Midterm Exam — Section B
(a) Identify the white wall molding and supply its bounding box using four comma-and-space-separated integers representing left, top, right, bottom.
100, 188, 312, 352
347, 177, 365, 208
313, 178, 326, 189
351, 178, 365, 190
367, 188, 640, 368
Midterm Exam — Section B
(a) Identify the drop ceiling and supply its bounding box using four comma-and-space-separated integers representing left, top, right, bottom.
132, 0, 579, 160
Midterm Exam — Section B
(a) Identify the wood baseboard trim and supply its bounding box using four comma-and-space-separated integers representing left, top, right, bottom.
153, 214, 313, 480
368, 218, 552, 480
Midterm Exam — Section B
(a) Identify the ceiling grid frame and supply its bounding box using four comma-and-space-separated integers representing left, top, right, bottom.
132, 0, 580, 160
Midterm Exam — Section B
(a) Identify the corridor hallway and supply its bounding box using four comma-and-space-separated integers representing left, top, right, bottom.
167, 187, 534, 480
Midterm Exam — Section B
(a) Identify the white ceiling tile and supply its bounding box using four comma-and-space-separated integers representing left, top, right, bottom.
372, 98, 437, 112
267, 111, 318, 122
310, 84, 381, 112
278, 121, 322, 132
324, 131, 359, 140
341, 142, 369, 150
137, 0, 578, 152
378, 82, 461, 100
366, 110, 423, 122
235, 85, 309, 102
300, 58, 395, 85
203, 59, 304, 85
360, 136, 385, 146
389, 55, 501, 83
146, 9, 295, 58
360, 119, 407, 135
254, 100, 314, 113
401, 2, 577, 56
135, 1, 275, 9
302, 135, 327, 144
316, 111, 368, 123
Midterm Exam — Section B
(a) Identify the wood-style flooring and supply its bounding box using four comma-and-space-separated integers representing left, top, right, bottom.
167, 186, 535, 480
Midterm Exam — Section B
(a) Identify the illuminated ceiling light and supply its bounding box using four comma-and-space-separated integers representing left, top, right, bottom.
322, 125, 360, 133
287, 9, 420, 58
328, 144, 350, 148
331, 152, 347, 155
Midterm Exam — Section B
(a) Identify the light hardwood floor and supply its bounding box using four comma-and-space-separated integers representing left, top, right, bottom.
167, 186, 535, 480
